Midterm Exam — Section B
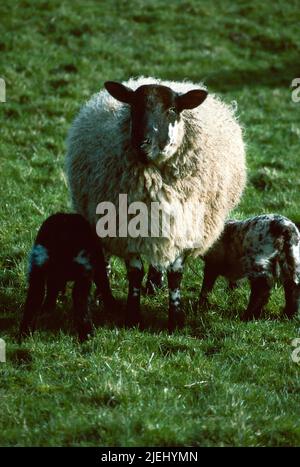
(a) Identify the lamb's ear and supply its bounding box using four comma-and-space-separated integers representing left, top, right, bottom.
176, 89, 208, 111
104, 81, 134, 104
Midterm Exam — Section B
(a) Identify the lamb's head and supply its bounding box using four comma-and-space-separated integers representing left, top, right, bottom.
104, 81, 207, 164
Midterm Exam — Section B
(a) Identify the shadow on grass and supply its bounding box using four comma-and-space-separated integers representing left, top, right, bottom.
91, 298, 168, 334
1, 286, 288, 345
0, 287, 238, 342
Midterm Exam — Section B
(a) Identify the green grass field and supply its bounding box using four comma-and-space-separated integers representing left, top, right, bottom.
1, 0, 300, 447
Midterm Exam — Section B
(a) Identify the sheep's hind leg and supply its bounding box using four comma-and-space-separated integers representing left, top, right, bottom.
283, 280, 300, 318
242, 276, 272, 321
125, 256, 144, 327
145, 265, 164, 295
167, 256, 185, 333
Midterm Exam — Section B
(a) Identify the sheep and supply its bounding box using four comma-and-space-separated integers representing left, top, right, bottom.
198, 214, 300, 320
19, 213, 114, 341
66, 77, 246, 331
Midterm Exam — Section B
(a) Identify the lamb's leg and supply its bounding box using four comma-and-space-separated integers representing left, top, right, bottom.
59, 280, 67, 299
125, 256, 144, 327
167, 256, 185, 333
145, 265, 164, 295
242, 276, 272, 321
72, 277, 93, 342
198, 263, 218, 309
42, 276, 61, 314
283, 280, 300, 318
19, 268, 46, 339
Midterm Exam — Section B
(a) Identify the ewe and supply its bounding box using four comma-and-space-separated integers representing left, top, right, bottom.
66, 77, 246, 331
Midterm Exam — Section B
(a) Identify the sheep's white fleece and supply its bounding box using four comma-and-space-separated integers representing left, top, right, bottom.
66, 77, 246, 267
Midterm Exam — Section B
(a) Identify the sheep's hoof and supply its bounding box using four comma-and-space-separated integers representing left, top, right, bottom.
168, 310, 185, 333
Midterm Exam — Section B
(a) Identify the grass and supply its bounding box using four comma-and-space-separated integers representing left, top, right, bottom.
1, 0, 300, 447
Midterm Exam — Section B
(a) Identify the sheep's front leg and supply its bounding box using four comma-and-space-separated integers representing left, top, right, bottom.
145, 265, 164, 295
242, 276, 272, 321
126, 256, 144, 327
167, 256, 185, 333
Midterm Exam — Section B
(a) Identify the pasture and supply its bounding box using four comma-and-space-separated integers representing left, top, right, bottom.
0, 0, 300, 446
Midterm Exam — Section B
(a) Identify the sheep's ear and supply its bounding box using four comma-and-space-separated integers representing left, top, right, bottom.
176, 89, 208, 111
104, 81, 134, 104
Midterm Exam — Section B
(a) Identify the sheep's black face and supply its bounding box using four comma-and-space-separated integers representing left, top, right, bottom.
129, 85, 181, 162
105, 81, 207, 164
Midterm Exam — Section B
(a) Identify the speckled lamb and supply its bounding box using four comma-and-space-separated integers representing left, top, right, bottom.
199, 214, 300, 320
